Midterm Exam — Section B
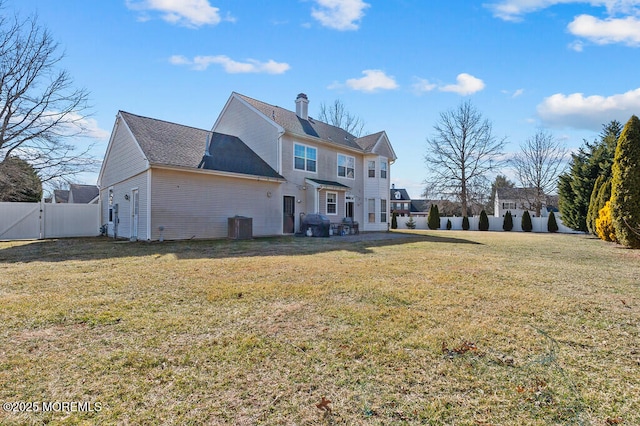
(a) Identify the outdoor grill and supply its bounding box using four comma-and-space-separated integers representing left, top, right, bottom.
342, 217, 359, 234
301, 213, 330, 237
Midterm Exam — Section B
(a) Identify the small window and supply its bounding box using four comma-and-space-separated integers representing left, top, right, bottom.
338, 154, 355, 178
380, 199, 387, 223
294, 143, 317, 172
368, 160, 376, 178
108, 188, 114, 222
326, 192, 337, 215
380, 161, 387, 179
368, 199, 376, 223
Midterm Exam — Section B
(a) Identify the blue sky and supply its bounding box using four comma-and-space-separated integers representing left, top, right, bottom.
8, 0, 640, 197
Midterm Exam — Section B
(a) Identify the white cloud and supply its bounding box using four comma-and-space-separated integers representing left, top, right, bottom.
126, 0, 229, 28
485, 0, 640, 22
568, 14, 640, 45
537, 87, 640, 129
311, 0, 370, 30
343, 70, 398, 93
439, 73, 486, 95
412, 78, 437, 94
169, 55, 290, 74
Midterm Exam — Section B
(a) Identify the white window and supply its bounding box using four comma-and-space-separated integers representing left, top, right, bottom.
294, 143, 317, 172
368, 160, 376, 178
326, 192, 337, 215
108, 188, 114, 222
368, 199, 376, 223
380, 161, 387, 179
338, 154, 355, 178
380, 199, 387, 223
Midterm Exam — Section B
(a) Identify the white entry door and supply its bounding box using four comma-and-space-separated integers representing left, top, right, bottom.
131, 189, 139, 241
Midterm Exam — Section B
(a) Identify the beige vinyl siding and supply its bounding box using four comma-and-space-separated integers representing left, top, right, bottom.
213, 97, 281, 172
150, 168, 282, 240
100, 171, 150, 240
100, 120, 148, 188
362, 155, 391, 231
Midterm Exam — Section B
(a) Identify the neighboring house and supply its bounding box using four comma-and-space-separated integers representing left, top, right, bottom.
98, 92, 396, 241
389, 185, 412, 216
494, 187, 558, 218
53, 189, 69, 204
68, 184, 99, 204
52, 185, 99, 204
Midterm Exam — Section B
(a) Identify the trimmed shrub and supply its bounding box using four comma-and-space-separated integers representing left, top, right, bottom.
446, 219, 452, 230
521, 211, 533, 232
547, 211, 559, 233
427, 204, 440, 230
391, 211, 398, 229
462, 216, 470, 230
596, 201, 617, 242
611, 115, 640, 248
478, 210, 489, 231
405, 216, 416, 229
503, 211, 513, 231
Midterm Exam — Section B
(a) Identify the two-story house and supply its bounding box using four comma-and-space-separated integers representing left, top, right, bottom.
97, 92, 396, 240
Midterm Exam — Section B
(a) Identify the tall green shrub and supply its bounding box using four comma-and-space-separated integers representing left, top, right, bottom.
611, 115, 640, 248
427, 204, 440, 230
462, 216, 470, 230
547, 211, 559, 233
521, 210, 533, 232
478, 210, 489, 231
503, 211, 513, 231
391, 211, 398, 229
446, 219, 452, 230
587, 174, 605, 235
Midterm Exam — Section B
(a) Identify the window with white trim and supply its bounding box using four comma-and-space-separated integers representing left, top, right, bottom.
326, 192, 337, 215
368, 160, 376, 178
380, 161, 387, 179
380, 199, 387, 223
368, 198, 376, 223
294, 143, 317, 172
108, 188, 114, 222
337, 154, 355, 178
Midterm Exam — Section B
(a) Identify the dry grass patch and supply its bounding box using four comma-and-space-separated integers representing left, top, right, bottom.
0, 232, 638, 425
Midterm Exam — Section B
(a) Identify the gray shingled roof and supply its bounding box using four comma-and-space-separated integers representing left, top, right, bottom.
199, 133, 284, 179
120, 111, 283, 179
69, 184, 99, 203
54, 189, 69, 203
236, 93, 378, 152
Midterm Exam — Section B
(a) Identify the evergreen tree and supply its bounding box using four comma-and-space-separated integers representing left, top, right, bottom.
446, 219, 452, 230
611, 115, 640, 248
391, 211, 398, 229
478, 210, 489, 231
521, 210, 533, 232
503, 211, 513, 231
0, 157, 42, 202
405, 216, 416, 229
462, 216, 470, 230
586, 174, 605, 235
596, 201, 617, 242
427, 204, 440, 229
547, 211, 559, 233
558, 121, 621, 231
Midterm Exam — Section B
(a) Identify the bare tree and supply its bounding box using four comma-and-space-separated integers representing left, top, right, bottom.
318, 99, 365, 136
0, 3, 95, 185
511, 130, 567, 216
424, 100, 506, 216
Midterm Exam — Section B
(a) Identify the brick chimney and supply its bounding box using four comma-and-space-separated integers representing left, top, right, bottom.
295, 93, 309, 120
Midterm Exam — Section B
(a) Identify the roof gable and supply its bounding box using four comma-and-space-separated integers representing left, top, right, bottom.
69, 184, 99, 203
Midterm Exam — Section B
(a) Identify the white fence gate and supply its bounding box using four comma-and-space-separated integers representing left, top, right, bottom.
0, 202, 100, 240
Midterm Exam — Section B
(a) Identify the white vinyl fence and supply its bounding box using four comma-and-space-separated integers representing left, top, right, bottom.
0, 202, 100, 240
396, 215, 577, 233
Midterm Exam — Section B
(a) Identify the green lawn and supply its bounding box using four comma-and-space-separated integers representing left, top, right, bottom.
0, 231, 638, 425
